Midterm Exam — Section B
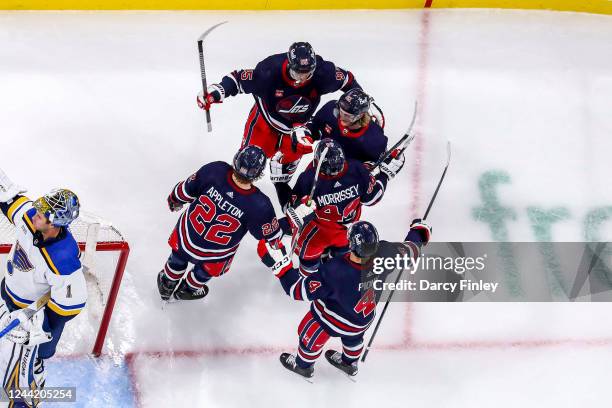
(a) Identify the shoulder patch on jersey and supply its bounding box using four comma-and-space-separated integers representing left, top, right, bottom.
308, 280, 322, 293
40, 233, 81, 276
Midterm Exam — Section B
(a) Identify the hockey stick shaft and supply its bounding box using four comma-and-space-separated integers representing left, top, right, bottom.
361, 141, 451, 363
290, 146, 329, 254
371, 101, 418, 171
0, 291, 50, 340
423, 141, 451, 220
197, 21, 227, 133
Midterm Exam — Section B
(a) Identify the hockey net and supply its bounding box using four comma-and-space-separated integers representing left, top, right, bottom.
0, 211, 130, 357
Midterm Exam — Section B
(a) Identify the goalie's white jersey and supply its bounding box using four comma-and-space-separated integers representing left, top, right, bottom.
2, 196, 87, 316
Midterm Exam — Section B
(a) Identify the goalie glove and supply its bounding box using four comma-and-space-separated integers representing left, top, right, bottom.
290, 126, 314, 154
379, 150, 406, 179
0, 168, 26, 203
196, 84, 225, 111
405, 218, 432, 246
286, 200, 316, 232
257, 239, 293, 277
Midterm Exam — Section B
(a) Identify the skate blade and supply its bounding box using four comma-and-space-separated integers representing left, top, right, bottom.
160, 297, 178, 310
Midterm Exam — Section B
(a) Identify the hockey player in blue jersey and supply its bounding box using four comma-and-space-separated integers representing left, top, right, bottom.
287, 88, 389, 165
257, 219, 432, 378
0, 168, 86, 406
274, 139, 406, 277
157, 145, 291, 302
196, 42, 361, 181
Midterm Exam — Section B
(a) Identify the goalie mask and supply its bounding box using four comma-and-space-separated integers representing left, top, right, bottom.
33, 188, 80, 227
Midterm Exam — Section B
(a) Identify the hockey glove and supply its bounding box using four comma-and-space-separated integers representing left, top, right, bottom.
286, 200, 316, 233
0, 168, 26, 203
269, 152, 300, 184
290, 126, 314, 154
379, 150, 406, 179
405, 218, 432, 246
167, 193, 184, 212
257, 240, 293, 277
0, 307, 52, 346
197, 84, 225, 111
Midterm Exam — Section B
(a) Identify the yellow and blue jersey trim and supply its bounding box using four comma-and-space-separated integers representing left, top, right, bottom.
4, 285, 34, 309
5, 196, 31, 225
47, 298, 85, 316
22, 208, 37, 234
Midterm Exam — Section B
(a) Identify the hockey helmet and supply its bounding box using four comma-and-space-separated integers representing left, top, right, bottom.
287, 42, 317, 76
348, 221, 379, 259
233, 145, 266, 181
314, 138, 345, 177
33, 188, 80, 227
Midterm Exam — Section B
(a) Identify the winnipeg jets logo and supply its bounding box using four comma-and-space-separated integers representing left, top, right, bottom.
278, 97, 309, 114
226, 191, 234, 198
334, 181, 342, 188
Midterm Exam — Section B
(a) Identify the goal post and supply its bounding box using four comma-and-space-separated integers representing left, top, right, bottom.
0, 211, 130, 357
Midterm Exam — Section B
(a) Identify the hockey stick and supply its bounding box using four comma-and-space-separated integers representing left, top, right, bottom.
0, 291, 50, 340
289, 146, 329, 255
361, 141, 451, 363
370, 101, 418, 173
197, 21, 228, 133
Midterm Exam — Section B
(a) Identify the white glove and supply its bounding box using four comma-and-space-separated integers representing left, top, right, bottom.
0, 168, 26, 203
269, 152, 300, 184
379, 151, 406, 179
257, 240, 293, 277
286, 200, 317, 232
196, 84, 225, 110
290, 126, 314, 154
0, 306, 51, 346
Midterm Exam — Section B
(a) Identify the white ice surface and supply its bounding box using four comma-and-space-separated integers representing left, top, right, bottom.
0, 8, 612, 408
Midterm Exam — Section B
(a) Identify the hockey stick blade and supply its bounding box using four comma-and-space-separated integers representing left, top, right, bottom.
197, 21, 228, 133
197, 21, 228, 43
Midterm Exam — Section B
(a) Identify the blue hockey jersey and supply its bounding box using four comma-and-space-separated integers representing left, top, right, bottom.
169, 161, 282, 261
218, 53, 360, 134
291, 159, 387, 226
276, 238, 423, 337
306, 100, 388, 163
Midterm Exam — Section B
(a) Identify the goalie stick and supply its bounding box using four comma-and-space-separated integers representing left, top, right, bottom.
197, 21, 228, 133
0, 291, 51, 340
370, 101, 418, 173
361, 141, 452, 363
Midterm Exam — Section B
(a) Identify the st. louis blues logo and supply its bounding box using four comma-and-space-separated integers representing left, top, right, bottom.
9, 242, 34, 274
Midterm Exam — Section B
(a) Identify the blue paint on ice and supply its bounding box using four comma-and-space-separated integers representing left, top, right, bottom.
44, 356, 135, 407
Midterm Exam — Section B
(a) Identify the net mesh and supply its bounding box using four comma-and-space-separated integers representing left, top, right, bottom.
0, 210, 126, 356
